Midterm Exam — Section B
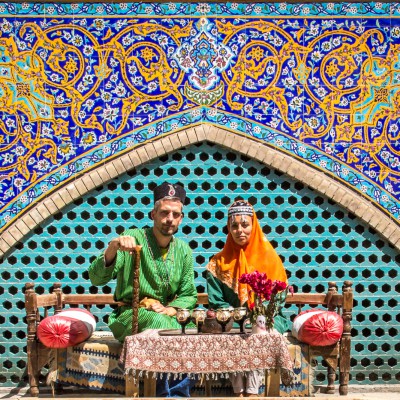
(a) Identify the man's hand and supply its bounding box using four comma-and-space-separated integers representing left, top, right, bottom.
150, 303, 177, 316
105, 236, 137, 266
109, 236, 137, 252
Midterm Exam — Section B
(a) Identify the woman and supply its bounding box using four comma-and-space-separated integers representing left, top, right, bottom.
206, 199, 290, 396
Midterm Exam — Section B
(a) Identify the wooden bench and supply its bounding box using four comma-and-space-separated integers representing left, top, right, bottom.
25, 280, 353, 397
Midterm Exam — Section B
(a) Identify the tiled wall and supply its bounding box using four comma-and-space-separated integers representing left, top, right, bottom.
0, 1, 399, 389
1, 2, 400, 230
1, 143, 399, 387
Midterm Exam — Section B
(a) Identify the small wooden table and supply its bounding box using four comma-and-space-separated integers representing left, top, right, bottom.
120, 328, 294, 397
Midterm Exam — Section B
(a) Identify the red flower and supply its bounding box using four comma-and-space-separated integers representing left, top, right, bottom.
240, 271, 287, 301
239, 270, 290, 329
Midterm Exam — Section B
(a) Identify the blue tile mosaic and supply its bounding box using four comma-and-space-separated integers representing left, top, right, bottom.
0, 5, 399, 386
0, 4, 400, 231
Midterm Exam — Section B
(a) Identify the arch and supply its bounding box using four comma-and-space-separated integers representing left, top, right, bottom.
1, 124, 399, 257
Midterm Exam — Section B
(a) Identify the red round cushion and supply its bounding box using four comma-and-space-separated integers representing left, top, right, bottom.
292, 309, 343, 346
37, 308, 96, 348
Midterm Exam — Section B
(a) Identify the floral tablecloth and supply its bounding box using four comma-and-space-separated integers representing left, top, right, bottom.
120, 329, 294, 386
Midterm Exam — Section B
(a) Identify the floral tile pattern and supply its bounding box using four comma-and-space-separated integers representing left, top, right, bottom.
1, 2, 400, 231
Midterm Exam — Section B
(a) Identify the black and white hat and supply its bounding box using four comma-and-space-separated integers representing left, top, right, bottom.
153, 182, 186, 204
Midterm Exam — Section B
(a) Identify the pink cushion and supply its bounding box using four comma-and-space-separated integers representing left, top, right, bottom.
292, 309, 343, 346
37, 308, 96, 348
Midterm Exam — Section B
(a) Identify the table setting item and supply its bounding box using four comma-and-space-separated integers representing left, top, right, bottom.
201, 308, 234, 333
176, 308, 191, 334
191, 307, 207, 334
233, 307, 248, 333
215, 308, 232, 333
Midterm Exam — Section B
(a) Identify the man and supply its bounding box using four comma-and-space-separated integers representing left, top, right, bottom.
88, 182, 198, 397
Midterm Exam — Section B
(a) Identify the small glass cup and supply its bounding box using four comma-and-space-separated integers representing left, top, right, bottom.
176, 308, 191, 334
191, 307, 207, 334
233, 307, 248, 333
216, 308, 232, 333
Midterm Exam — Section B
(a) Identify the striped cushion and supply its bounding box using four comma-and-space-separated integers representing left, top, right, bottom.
292, 309, 343, 346
37, 308, 96, 348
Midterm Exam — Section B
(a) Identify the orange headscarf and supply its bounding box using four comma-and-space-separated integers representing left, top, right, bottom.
207, 200, 287, 306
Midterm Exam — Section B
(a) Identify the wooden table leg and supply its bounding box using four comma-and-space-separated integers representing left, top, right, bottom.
205, 378, 212, 397
265, 368, 280, 397
143, 375, 156, 397
125, 372, 139, 397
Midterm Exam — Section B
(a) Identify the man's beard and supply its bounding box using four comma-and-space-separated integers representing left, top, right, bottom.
160, 224, 178, 236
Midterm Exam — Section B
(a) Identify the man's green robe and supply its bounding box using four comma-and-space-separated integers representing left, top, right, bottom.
89, 228, 197, 342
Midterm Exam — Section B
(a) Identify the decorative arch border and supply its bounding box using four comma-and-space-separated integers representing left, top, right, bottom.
1, 124, 400, 257
1, 4, 400, 232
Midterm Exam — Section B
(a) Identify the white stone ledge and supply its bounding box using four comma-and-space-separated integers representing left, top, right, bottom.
66, 183, 81, 201
179, 130, 190, 147
1, 231, 17, 247
169, 132, 182, 150
43, 198, 58, 215
57, 187, 74, 205
113, 158, 127, 176
73, 179, 89, 196
8, 225, 23, 243
29, 208, 44, 225
120, 154, 135, 172
185, 127, 198, 145
105, 162, 119, 180
194, 125, 206, 142
152, 139, 165, 157
136, 146, 150, 164
50, 193, 67, 209
14, 219, 30, 236
96, 166, 112, 183
159, 136, 174, 154
89, 170, 105, 188
207, 125, 219, 142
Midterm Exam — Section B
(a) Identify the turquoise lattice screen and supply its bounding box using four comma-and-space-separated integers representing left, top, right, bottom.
0, 142, 399, 387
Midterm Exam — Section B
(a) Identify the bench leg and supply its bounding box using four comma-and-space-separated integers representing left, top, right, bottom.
339, 359, 350, 396
322, 354, 339, 395
264, 368, 280, 397
339, 338, 351, 395
327, 365, 335, 394
339, 372, 349, 395
125, 372, 139, 397
27, 340, 39, 397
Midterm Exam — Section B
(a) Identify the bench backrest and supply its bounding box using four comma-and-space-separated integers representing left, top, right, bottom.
25, 280, 353, 323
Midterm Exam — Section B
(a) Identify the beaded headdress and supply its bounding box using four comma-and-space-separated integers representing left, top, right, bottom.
228, 200, 254, 217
